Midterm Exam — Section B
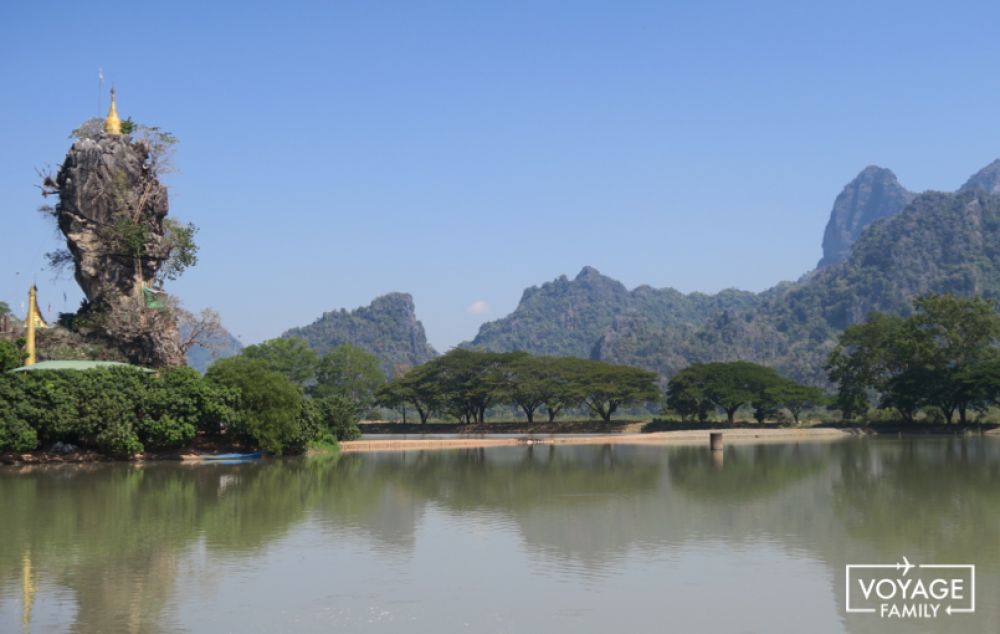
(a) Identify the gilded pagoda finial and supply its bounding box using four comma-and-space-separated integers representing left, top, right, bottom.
104, 86, 122, 135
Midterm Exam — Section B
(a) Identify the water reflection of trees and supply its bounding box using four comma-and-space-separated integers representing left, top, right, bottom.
4, 439, 1000, 632
833, 437, 1000, 564
668, 443, 828, 501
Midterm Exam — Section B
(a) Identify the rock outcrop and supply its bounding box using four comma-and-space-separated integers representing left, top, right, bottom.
817, 166, 914, 268
959, 159, 1000, 195
49, 132, 185, 367
283, 293, 437, 376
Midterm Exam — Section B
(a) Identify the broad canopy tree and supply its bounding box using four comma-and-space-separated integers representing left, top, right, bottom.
825, 294, 1000, 423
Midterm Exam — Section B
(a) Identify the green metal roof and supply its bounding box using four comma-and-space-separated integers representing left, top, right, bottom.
9, 360, 153, 373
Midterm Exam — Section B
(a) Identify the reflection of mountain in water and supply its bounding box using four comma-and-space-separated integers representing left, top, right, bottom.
2, 439, 999, 632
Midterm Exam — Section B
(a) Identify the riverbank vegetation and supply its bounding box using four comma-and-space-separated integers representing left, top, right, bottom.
0, 339, 388, 456
7, 294, 1000, 457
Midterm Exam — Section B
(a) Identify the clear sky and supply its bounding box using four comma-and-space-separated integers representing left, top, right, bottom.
2, 1, 1000, 351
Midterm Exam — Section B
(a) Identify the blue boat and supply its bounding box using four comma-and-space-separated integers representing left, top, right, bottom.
186, 452, 263, 463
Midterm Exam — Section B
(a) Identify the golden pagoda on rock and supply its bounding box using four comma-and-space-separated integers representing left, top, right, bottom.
104, 86, 122, 135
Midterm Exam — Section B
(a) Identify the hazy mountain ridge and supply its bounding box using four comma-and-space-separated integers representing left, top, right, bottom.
466, 266, 759, 358
599, 189, 1000, 383
283, 293, 437, 376
468, 160, 1000, 384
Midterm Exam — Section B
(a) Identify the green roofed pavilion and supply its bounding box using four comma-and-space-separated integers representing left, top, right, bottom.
9, 360, 153, 373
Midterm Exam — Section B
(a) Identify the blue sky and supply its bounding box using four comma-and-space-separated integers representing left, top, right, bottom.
2, 1, 1000, 351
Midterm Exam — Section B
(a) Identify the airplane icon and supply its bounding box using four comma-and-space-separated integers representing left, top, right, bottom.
897, 556, 914, 576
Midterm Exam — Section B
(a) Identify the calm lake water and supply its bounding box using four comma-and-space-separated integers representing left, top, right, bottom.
2, 437, 998, 633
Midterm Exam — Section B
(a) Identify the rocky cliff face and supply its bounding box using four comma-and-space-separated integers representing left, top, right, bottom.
817, 166, 914, 268
959, 159, 1000, 195
283, 293, 437, 376
49, 133, 184, 367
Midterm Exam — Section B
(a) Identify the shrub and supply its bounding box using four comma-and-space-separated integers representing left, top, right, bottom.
316, 394, 361, 440
141, 367, 236, 447
0, 341, 24, 372
206, 357, 312, 454
0, 366, 239, 456
0, 379, 37, 452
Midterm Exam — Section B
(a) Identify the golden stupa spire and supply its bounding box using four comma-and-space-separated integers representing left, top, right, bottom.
104, 85, 122, 135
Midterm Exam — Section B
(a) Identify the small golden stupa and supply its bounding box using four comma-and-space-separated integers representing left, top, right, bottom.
104, 86, 122, 135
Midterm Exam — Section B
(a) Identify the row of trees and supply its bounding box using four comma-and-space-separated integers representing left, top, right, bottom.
376, 350, 660, 423
666, 361, 824, 424
826, 294, 1000, 423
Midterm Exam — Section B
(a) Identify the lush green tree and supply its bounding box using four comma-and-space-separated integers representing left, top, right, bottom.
572, 359, 659, 422
668, 361, 794, 424
0, 301, 10, 316
827, 295, 1000, 423
315, 394, 362, 440
377, 363, 442, 424
375, 378, 411, 423
141, 367, 237, 446
827, 313, 916, 419
666, 365, 711, 422
0, 377, 38, 451
907, 295, 1000, 423
429, 349, 519, 423
540, 358, 585, 422
206, 356, 310, 454
0, 340, 24, 372
502, 353, 550, 422
313, 344, 386, 411
769, 382, 826, 424
240, 337, 318, 386
703, 362, 764, 424
954, 358, 1000, 421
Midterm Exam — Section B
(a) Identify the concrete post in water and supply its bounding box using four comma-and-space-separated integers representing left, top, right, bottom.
709, 432, 723, 451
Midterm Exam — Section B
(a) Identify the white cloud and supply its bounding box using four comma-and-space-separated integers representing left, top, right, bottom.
466, 300, 491, 315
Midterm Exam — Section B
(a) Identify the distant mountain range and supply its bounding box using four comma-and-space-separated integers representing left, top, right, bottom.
269, 159, 1000, 386
465, 159, 1000, 384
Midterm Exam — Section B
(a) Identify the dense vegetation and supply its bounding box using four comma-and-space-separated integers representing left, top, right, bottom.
377, 349, 659, 423
283, 293, 437, 377
827, 294, 1000, 423
0, 366, 235, 456
0, 338, 388, 456
666, 361, 824, 424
